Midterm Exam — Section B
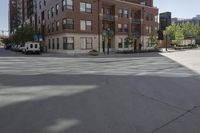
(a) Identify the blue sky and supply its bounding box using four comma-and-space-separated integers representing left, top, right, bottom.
0, 0, 9, 35
1, 0, 200, 33
154, 0, 200, 19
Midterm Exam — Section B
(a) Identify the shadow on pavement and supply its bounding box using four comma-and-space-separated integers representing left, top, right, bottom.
0, 48, 163, 58
0, 73, 200, 133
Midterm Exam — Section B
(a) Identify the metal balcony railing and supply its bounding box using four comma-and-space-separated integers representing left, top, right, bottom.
132, 31, 141, 37
132, 18, 141, 24
103, 14, 115, 21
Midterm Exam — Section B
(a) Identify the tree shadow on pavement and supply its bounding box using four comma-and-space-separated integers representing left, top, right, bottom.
1, 73, 200, 133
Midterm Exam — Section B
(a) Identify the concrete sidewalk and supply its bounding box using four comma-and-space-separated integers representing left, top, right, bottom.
161, 48, 200, 75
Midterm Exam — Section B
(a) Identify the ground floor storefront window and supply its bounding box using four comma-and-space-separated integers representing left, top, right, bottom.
80, 37, 92, 49
63, 37, 74, 50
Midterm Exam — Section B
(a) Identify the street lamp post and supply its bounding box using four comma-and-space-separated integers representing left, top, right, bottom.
107, 28, 111, 55
141, 7, 144, 49
102, 28, 114, 55
165, 34, 168, 51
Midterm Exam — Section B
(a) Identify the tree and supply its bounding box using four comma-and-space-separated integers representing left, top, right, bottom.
194, 24, 200, 40
175, 29, 184, 45
2, 38, 12, 45
164, 23, 181, 40
181, 22, 196, 39
124, 35, 134, 48
12, 25, 35, 44
150, 35, 157, 47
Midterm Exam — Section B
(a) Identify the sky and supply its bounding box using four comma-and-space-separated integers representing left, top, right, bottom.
154, 0, 200, 19
1, 0, 200, 34
0, 0, 9, 33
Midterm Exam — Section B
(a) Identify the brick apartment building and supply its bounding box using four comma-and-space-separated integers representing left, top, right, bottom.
9, 0, 158, 54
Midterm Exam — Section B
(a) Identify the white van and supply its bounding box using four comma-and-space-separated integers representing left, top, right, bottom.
22, 42, 40, 54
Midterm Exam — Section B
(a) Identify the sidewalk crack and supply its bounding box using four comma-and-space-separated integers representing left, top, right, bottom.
150, 106, 200, 133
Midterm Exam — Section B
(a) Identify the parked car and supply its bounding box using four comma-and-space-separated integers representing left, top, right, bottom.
4, 44, 11, 49
22, 42, 40, 54
15, 45, 22, 52
19, 45, 24, 52
11, 45, 17, 51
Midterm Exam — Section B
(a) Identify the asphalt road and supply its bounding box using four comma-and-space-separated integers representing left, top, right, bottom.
1, 48, 200, 133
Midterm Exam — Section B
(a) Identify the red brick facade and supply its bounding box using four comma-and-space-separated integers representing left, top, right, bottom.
10, 0, 158, 53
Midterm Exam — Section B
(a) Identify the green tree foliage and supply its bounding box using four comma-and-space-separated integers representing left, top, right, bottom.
164, 22, 200, 45
12, 26, 35, 44
2, 38, 12, 45
181, 22, 196, 39
124, 35, 134, 47
175, 29, 184, 45
194, 24, 200, 40
150, 35, 157, 47
164, 23, 181, 40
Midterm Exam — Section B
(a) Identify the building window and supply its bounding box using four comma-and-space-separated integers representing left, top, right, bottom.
146, 26, 149, 33
38, 16, 41, 24
39, 1, 42, 9
124, 24, 128, 32
155, 15, 158, 22
63, 0, 73, 11
48, 10, 50, 19
48, 39, 51, 49
63, 18, 74, 29
38, 28, 41, 33
56, 21, 59, 31
123, 10, 128, 18
118, 9, 123, 17
80, 20, 92, 31
101, 8, 104, 14
52, 39, 55, 49
146, 13, 153, 21
118, 24, 122, 32
80, 37, 92, 49
124, 38, 129, 48
149, 26, 152, 33
48, 24, 50, 33
63, 37, 74, 50
80, 2, 92, 13
56, 4, 59, 15
57, 38, 59, 49
51, 7, 55, 17
105, 8, 112, 15
44, 0, 46, 6
52, 23, 55, 32
118, 38, 123, 48
146, 26, 152, 33
140, 1, 146, 5
155, 27, 158, 32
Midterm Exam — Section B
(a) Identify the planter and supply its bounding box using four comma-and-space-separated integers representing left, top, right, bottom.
89, 50, 99, 56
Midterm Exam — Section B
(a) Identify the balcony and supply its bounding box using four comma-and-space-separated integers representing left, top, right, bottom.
132, 31, 141, 37
102, 29, 115, 38
103, 14, 115, 21
132, 18, 141, 24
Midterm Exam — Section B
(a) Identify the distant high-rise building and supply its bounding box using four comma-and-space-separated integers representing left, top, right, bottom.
9, 0, 37, 35
158, 12, 171, 40
159, 12, 171, 31
172, 15, 200, 25
9, 0, 24, 34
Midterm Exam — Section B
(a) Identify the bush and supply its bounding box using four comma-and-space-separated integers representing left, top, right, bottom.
89, 49, 99, 56
116, 48, 159, 54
